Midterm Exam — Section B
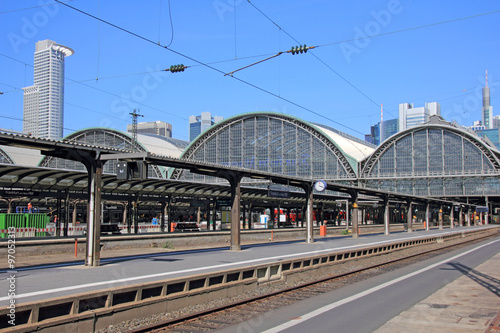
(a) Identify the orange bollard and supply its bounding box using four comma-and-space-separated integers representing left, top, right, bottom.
74, 238, 78, 258
320, 225, 327, 236
424, 221, 426, 229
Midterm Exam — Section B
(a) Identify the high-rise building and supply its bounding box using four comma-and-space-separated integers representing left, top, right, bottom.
368, 118, 398, 145
127, 121, 172, 137
470, 120, 485, 132
398, 102, 440, 131
189, 112, 223, 141
23, 40, 73, 140
482, 70, 493, 129
493, 115, 500, 129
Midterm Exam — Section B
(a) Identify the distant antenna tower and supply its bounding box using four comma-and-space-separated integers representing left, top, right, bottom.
129, 109, 144, 150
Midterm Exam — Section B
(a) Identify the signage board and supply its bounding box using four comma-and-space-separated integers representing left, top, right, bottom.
217, 199, 231, 206
268, 184, 290, 198
476, 206, 488, 213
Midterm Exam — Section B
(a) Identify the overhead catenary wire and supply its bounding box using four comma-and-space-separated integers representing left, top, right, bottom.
53, 0, 366, 136
247, 1, 500, 119
165, 0, 174, 48
317, 8, 500, 49
246, 0, 395, 119
0, 53, 186, 121
225, 45, 316, 76
0, 0, 74, 14
10, 2, 496, 135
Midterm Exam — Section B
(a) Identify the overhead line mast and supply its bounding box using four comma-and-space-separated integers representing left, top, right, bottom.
129, 109, 144, 151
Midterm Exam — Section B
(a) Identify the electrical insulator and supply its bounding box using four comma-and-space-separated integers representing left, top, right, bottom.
169, 64, 185, 73
290, 44, 308, 55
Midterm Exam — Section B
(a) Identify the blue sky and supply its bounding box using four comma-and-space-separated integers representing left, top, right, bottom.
1, 0, 500, 141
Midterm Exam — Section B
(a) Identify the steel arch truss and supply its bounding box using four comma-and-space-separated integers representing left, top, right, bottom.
359, 122, 500, 197
0, 148, 14, 164
360, 124, 500, 178
38, 128, 163, 178
171, 113, 356, 181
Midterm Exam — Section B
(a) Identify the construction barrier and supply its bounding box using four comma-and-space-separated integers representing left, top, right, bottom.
0, 214, 25, 238
0, 213, 50, 238
25, 213, 50, 236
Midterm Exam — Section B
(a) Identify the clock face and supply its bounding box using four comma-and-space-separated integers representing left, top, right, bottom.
314, 180, 326, 192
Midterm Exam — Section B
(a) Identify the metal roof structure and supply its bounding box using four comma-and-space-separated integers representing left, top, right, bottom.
172, 112, 375, 182
359, 116, 500, 205
0, 163, 345, 206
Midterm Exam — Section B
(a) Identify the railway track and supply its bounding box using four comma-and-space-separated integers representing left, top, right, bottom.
121, 234, 497, 333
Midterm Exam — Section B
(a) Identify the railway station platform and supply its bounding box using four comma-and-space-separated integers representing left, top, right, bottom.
0, 226, 498, 332
375, 251, 500, 333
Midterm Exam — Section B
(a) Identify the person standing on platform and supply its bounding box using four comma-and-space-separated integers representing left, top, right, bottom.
27, 202, 33, 213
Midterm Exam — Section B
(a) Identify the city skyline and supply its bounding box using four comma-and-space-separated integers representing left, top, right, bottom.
1, 1, 499, 142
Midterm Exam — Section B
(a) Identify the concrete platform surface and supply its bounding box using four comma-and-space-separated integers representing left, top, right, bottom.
374, 251, 500, 333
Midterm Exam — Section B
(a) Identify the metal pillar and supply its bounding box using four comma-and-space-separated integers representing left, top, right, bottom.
345, 200, 350, 229
450, 206, 454, 229
485, 196, 489, 225
384, 198, 390, 236
222, 172, 242, 251
305, 184, 314, 243
168, 198, 173, 232
247, 203, 252, 230
351, 199, 359, 239
439, 206, 443, 230
407, 202, 413, 233
425, 203, 430, 231
212, 198, 217, 231
270, 206, 275, 229
230, 182, 241, 251
126, 200, 132, 234
320, 203, 325, 226
64, 191, 70, 237
301, 204, 306, 228
160, 200, 166, 232
277, 203, 281, 229
72, 201, 78, 226
459, 206, 463, 227
56, 198, 62, 237
133, 201, 139, 234
85, 161, 102, 267
206, 200, 211, 232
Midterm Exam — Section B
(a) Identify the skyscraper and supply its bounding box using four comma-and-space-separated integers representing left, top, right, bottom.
398, 102, 440, 131
23, 40, 73, 140
482, 70, 493, 129
369, 118, 398, 145
189, 112, 223, 141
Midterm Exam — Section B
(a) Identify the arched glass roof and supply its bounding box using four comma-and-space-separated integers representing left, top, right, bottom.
171, 112, 375, 182
39, 128, 188, 178
359, 116, 500, 197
